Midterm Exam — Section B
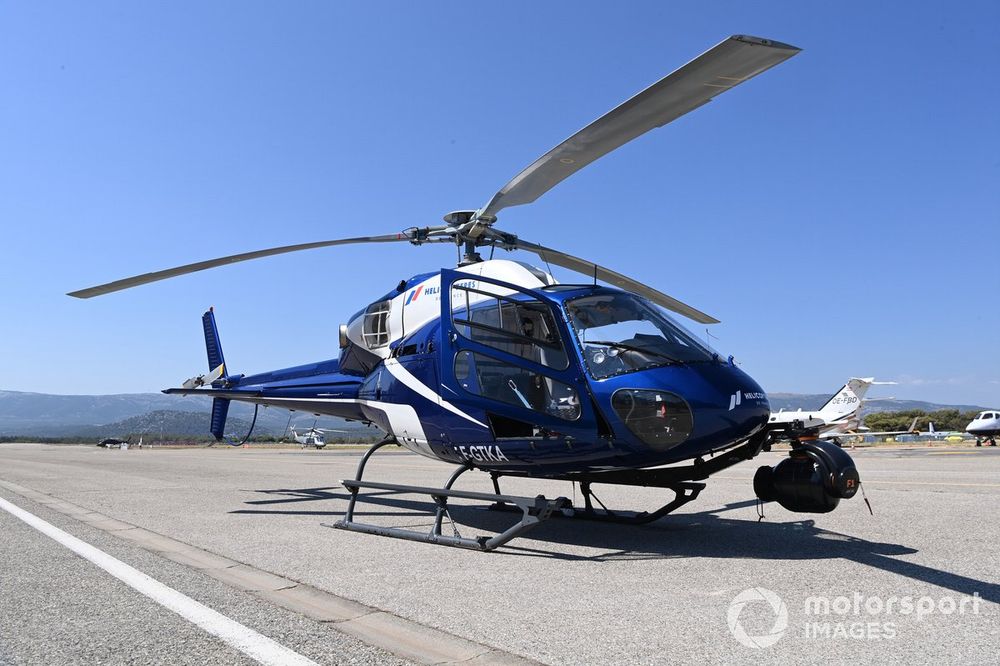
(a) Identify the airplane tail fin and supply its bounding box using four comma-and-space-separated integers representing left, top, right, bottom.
929, 422, 936, 435
818, 377, 875, 422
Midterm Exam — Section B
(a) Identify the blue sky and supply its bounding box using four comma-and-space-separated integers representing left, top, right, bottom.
1, 2, 998, 406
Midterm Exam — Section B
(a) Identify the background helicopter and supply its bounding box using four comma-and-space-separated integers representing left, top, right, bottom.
97, 435, 132, 449
288, 424, 345, 448
71, 35, 864, 551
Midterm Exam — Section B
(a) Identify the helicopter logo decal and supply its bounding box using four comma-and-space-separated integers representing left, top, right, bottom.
730, 390, 767, 410
404, 285, 424, 304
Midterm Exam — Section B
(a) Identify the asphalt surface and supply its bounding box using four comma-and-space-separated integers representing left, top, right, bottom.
0, 442, 997, 664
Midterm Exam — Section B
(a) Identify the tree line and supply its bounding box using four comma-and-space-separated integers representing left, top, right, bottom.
863, 409, 979, 432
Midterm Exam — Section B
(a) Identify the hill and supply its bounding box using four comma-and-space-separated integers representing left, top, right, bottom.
0, 388, 988, 439
60, 410, 258, 439
765, 393, 987, 416
0, 390, 372, 438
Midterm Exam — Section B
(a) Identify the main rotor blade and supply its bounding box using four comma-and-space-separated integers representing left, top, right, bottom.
514, 239, 719, 324
479, 35, 800, 220
68, 233, 416, 298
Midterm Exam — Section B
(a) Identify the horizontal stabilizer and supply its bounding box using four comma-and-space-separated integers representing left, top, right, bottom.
164, 387, 261, 398
182, 363, 226, 390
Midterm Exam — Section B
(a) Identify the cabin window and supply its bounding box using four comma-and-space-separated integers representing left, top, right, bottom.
566, 293, 718, 379
451, 282, 568, 369
362, 300, 391, 349
455, 351, 580, 421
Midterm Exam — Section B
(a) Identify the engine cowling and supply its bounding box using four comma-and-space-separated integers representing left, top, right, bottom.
753, 440, 860, 513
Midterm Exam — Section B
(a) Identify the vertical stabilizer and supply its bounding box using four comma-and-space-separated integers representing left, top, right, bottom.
203, 307, 231, 441
202, 308, 227, 382
210, 398, 231, 441
817, 378, 874, 424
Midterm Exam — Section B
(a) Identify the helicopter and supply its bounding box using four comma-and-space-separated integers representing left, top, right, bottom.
70, 35, 864, 551
97, 435, 131, 449
288, 424, 345, 448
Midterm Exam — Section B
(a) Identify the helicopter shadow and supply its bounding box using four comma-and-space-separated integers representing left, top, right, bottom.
453, 500, 1000, 604
230, 486, 436, 518
232, 486, 998, 604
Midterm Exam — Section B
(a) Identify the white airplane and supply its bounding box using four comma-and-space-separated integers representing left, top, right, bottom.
916, 422, 966, 441
768, 378, 888, 434
767, 377, 918, 444
966, 410, 1000, 446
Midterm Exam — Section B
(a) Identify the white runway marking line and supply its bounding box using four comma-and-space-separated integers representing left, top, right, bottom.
0, 496, 318, 666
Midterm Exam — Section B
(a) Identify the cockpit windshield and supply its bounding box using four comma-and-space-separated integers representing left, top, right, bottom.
565, 294, 721, 379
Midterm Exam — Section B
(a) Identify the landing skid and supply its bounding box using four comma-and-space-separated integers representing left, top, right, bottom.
332, 439, 570, 551
329, 435, 759, 550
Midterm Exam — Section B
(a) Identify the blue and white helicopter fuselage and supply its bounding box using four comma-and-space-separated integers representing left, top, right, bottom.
176, 259, 770, 475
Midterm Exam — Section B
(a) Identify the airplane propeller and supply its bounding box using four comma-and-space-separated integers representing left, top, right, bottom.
68, 35, 800, 325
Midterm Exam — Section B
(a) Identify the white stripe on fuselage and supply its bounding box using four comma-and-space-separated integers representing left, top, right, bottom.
383, 358, 487, 429
243, 363, 488, 431
234, 394, 483, 459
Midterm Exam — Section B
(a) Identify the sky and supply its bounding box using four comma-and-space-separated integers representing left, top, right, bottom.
1, 2, 998, 406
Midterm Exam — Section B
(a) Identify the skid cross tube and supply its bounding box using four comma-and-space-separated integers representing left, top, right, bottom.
342, 437, 398, 524
432, 463, 472, 537
334, 479, 570, 551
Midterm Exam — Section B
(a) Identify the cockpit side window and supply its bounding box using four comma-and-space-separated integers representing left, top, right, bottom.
451, 283, 568, 369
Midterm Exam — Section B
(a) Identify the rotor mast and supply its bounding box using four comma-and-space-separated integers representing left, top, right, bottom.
442, 210, 514, 265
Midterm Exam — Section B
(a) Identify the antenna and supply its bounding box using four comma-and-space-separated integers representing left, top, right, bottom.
705, 328, 720, 347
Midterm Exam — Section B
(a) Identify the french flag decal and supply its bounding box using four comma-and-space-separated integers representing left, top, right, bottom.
405, 285, 424, 305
